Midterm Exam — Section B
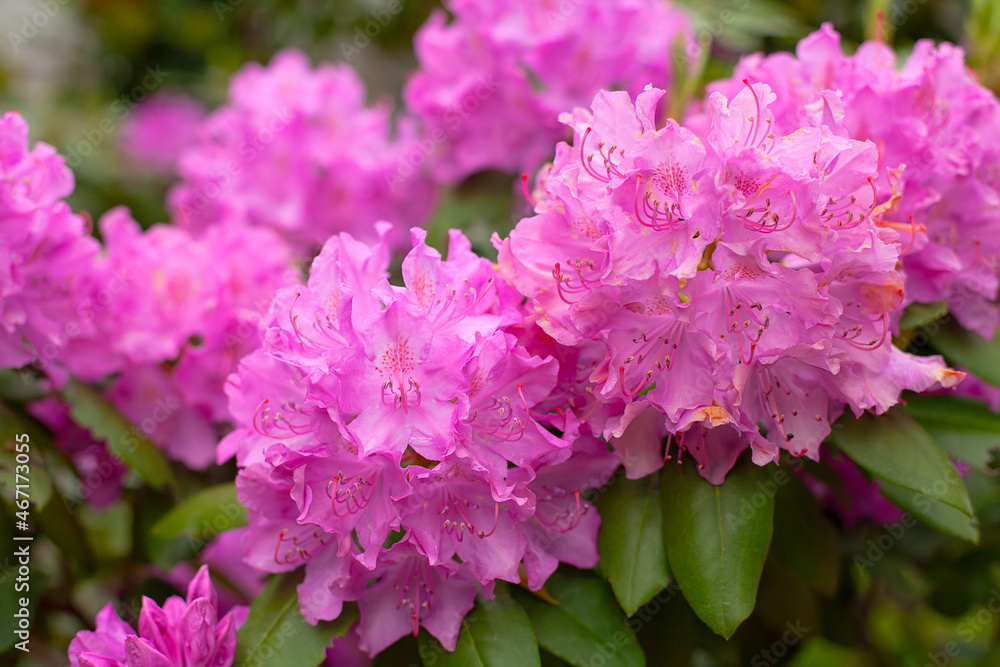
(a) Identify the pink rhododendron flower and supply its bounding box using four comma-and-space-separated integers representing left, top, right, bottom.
224, 225, 618, 655
120, 92, 206, 176
169, 49, 435, 253
496, 82, 962, 483
404, 0, 694, 182
703, 25, 1000, 338
0, 111, 101, 376
69, 565, 245, 667
57, 208, 298, 469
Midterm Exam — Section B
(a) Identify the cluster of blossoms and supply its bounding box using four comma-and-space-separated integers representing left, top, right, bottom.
0, 108, 298, 473
21, 206, 298, 470
0, 111, 100, 372
223, 225, 619, 655
169, 49, 435, 253
405, 0, 694, 182
703, 25, 1000, 338
119, 92, 206, 178
68, 566, 245, 667
29, 14, 1000, 665
497, 79, 961, 483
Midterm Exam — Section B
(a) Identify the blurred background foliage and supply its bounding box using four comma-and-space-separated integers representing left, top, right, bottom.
2, 1, 1000, 665
0, 0, 987, 234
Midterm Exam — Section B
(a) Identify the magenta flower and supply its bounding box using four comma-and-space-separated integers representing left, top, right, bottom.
496, 82, 961, 483
0, 111, 101, 377
404, 0, 694, 182
69, 565, 244, 667
53, 208, 298, 469
225, 225, 614, 651
169, 49, 435, 253
120, 92, 206, 176
704, 25, 1000, 338
355, 539, 479, 656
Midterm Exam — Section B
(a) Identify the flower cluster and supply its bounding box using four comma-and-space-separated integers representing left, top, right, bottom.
0, 111, 100, 374
69, 565, 244, 667
404, 0, 694, 183
59, 209, 297, 469
496, 81, 961, 483
703, 25, 1000, 338
223, 225, 618, 655
169, 49, 435, 253
120, 92, 206, 177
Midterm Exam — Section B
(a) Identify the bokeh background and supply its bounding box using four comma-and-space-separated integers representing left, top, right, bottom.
3, 1, 1000, 665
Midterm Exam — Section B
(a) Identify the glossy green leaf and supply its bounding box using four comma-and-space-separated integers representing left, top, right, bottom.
512, 568, 644, 667
929, 320, 1000, 387
151, 482, 245, 542
38, 486, 96, 570
878, 479, 979, 543
61, 378, 176, 491
898, 301, 948, 331
597, 474, 670, 615
830, 409, 972, 516
418, 582, 540, 667
903, 393, 1000, 474
660, 458, 774, 639
235, 571, 356, 667
770, 472, 840, 597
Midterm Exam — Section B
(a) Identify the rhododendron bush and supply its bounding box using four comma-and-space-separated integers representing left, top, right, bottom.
4, 1, 1000, 665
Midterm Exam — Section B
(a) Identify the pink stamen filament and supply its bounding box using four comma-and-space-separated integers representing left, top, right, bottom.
579, 128, 611, 183
742, 79, 762, 149
253, 398, 310, 439
841, 312, 889, 350
273, 528, 330, 565
327, 472, 376, 518
521, 173, 537, 206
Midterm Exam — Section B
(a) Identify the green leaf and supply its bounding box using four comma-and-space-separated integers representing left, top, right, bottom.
878, 479, 979, 543
38, 487, 96, 571
418, 582, 540, 667
660, 458, 774, 639
597, 474, 670, 616
0, 368, 47, 402
830, 409, 972, 516
235, 571, 356, 667
770, 473, 840, 597
903, 393, 1000, 475
151, 482, 245, 543
898, 301, 948, 331
61, 378, 176, 491
0, 401, 54, 509
787, 637, 877, 667
929, 320, 1000, 387
512, 568, 644, 667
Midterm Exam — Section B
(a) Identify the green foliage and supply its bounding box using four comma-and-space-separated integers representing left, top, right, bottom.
419, 582, 541, 667
830, 408, 972, 516
512, 569, 645, 667
661, 457, 774, 639
235, 571, 356, 667
596, 473, 671, 616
